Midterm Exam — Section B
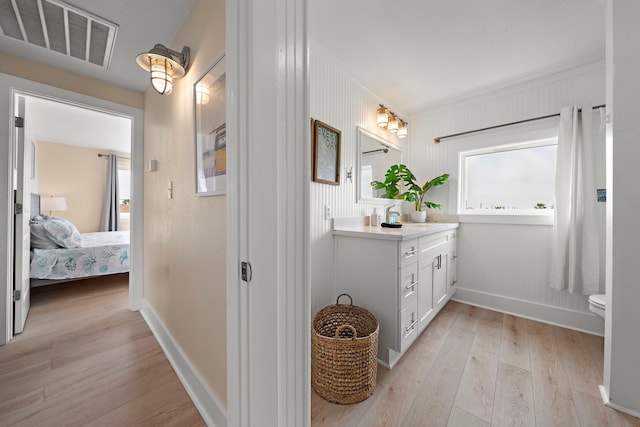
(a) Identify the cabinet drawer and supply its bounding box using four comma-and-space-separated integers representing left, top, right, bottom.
399, 263, 418, 310
399, 239, 419, 268
419, 233, 447, 255
400, 301, 418, 352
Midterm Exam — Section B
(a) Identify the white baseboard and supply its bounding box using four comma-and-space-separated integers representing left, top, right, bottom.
453, 287, 605, 335
599, 384, 640, 419
140, 299, 226, 427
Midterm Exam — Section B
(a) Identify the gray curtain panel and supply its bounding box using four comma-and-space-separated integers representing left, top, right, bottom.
101, 154, 121, 231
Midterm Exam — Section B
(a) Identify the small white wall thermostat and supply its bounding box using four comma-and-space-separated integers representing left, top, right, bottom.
148, 159, 158, 172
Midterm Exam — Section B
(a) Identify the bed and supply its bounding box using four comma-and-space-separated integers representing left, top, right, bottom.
29, 194, 130, 284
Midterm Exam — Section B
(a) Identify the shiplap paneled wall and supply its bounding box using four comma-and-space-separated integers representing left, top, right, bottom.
408, 61, 606, 334
310, 42, 406, 314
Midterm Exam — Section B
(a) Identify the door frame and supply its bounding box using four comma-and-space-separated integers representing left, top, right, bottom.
1, 78, 144, 345
226, 0, 310, 424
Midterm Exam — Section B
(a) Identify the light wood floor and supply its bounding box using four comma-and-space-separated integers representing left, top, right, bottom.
0, 274, 205, 427
312, 300, 640, 427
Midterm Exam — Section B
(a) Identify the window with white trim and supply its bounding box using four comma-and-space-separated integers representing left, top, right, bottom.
117, 157, 131, 213
459, 137, 557, 215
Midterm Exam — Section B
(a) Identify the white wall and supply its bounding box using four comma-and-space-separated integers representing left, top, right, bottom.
142, 0, 227, 408
604, 0, 640, 414
408, 62, 606, 334
310, 43, 406, 314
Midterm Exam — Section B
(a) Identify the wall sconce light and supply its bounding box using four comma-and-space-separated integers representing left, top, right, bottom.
376, 104, 408, 138
136, 44, 191, 95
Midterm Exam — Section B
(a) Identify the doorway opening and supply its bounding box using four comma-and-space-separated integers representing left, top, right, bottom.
9, 90, 138, 338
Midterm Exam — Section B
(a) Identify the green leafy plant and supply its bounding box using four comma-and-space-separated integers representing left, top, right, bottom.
371, 164, 449, 211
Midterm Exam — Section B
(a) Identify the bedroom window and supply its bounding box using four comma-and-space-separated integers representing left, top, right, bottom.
458, 137, 557, 220
117, 157, 131, 213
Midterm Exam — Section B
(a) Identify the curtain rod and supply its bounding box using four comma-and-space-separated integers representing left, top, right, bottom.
97, 153, 130, 159
433, 104, 606, 144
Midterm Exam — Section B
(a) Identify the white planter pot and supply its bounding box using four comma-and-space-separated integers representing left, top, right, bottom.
410, 210, 427, 223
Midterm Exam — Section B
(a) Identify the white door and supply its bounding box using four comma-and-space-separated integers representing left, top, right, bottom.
13, 95, 31, 334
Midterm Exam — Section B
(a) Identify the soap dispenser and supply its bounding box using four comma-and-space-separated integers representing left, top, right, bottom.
370, 208, 379, 226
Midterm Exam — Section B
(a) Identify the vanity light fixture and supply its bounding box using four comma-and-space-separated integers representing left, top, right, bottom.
136, 44, 191, 95
376, 104, 408, 138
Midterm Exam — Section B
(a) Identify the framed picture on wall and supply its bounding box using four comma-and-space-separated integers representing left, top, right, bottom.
312, 119, 341, 185
195, 53, 226, 196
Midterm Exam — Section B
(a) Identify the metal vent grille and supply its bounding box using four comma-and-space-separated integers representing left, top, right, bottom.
0, 0, 118, 68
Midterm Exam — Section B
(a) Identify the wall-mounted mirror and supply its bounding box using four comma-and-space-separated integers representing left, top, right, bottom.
356, 126, 403, 203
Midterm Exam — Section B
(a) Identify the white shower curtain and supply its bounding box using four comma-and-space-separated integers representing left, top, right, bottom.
549, 105, 600, 294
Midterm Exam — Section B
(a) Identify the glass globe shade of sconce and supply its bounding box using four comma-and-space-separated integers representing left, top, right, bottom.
397, 121, 408, 138
150, 58, 174, 94
387, 115, 399, 133
377, 106, 389, 128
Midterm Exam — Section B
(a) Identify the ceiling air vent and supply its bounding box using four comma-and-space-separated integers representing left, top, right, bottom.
0, 0, 118, 68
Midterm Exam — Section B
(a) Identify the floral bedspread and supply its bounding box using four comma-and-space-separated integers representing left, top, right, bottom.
30, 231, 130, 280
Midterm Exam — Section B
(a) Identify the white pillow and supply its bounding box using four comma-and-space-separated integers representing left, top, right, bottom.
30, 216, 61, 249
42, 217, 82, 248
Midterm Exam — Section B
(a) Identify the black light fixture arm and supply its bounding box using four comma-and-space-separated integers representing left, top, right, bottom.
148, 44, 190, 70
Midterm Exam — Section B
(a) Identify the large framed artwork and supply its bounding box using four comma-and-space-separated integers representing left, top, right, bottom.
195, 54, 226, 196
312, 119, 341, 185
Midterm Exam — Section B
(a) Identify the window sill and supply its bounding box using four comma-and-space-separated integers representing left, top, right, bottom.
458, 214, 553, 226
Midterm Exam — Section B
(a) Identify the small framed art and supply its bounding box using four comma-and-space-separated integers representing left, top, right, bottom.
312, 119, 341, 185
195, 54, 226, 196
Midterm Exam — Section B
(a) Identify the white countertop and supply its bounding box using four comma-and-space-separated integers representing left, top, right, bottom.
333, 221, 459, 241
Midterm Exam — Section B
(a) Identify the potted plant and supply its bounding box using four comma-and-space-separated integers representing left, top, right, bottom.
371, 164, 449, 223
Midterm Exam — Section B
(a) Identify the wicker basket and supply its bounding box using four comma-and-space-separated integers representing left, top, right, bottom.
311, 294, 379, 404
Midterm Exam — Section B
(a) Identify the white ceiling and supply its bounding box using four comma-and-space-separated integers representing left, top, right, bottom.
309, 0, 606, 114
1, 0, 606, 146
0, 0, 196, 152
25, 96, 132, 153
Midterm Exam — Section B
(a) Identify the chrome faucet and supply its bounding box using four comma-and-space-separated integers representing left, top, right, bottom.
385, 205, 401, 224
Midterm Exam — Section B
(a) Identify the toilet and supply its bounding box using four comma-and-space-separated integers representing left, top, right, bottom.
588, 294, 606, 319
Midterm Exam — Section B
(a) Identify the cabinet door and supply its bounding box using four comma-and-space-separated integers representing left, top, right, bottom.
433, 253, 448, 308
417, 252, 436, 330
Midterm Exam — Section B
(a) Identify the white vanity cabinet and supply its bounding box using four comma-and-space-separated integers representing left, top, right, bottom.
334, 222, 458, 368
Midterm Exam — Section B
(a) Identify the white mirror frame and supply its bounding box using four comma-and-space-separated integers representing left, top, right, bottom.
356, 126, 403, 204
